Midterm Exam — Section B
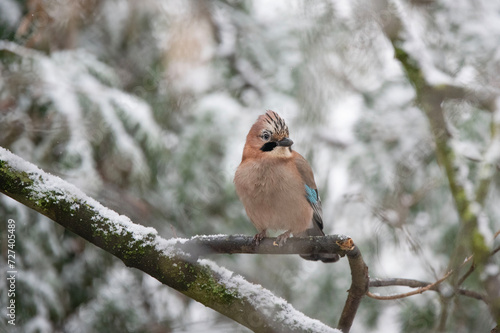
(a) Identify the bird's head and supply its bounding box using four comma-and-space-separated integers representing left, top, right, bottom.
243, 110, 294, 159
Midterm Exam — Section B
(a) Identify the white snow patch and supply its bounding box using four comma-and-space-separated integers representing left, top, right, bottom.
484, 264, 499, 277
332, 0, 353, 19
484, 139, 500, 165
393, 0, 453, 86
455, 66, 477, 85
477, 211, 494, 247
0, 147, 158, 244
155, 237, 190, 258
483, 108, 500, 165
451, 140, 483, 161
253, 0, 300, 22
373, 305, 401, 333
0, 0, 21, 27
198, 259, 341, 332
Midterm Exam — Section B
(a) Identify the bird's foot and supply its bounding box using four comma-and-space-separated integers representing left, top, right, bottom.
274, 231, 291, 247
253, 230, 267, 246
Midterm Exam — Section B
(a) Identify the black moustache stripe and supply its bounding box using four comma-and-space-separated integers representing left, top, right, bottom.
260, 142, 277, 152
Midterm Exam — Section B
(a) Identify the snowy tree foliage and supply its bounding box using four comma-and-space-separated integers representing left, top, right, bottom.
1, 0, 499, 332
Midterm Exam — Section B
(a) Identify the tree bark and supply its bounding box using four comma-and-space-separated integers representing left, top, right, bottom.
338, 247, 368, 332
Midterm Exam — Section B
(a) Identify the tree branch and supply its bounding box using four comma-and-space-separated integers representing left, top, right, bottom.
367, 244, 499, 303
176, 234, 352, 257
338, 245, 369, 332
367, 270, 453, 300
183, 234, 370, 333
368, 276, 485, 302
0, 147, 351, 333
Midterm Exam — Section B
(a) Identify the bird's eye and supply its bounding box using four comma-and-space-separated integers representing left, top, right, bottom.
261, 132, 271, 141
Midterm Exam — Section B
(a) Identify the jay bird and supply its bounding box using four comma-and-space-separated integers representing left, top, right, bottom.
234, 110, 339, 263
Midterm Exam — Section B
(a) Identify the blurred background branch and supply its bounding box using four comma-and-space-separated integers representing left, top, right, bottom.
369, 277, 486, 301
376, 0, 500, 326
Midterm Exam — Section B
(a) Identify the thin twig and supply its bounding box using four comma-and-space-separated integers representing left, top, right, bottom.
494, 230, 500, 239
367, 270, 453, 300
369, 277, 485, 301
458, 261, 475, 286
369, 278, 429, 288
456, 289, 486, 301
367, 256, 475, 301
458, 243, 500, 286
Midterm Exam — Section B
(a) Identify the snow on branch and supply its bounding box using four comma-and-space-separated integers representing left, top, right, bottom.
177, 234, 353, 257
0, 147, 352, 333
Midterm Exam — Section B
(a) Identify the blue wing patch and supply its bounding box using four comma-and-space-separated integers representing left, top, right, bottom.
305, 184, 318, 204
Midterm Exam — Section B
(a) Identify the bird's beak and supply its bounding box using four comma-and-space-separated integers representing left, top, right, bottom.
276, 138, 293, 147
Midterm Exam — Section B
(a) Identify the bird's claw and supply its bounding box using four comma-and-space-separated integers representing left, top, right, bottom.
253, 230, 267, 246
274, 231, 291, 247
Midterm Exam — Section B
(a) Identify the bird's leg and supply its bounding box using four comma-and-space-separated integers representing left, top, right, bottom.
274, 230, 292, 247
253, 229, 267, 246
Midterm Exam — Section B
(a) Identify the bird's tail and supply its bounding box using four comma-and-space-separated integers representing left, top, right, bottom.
299, 228, 340, 263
